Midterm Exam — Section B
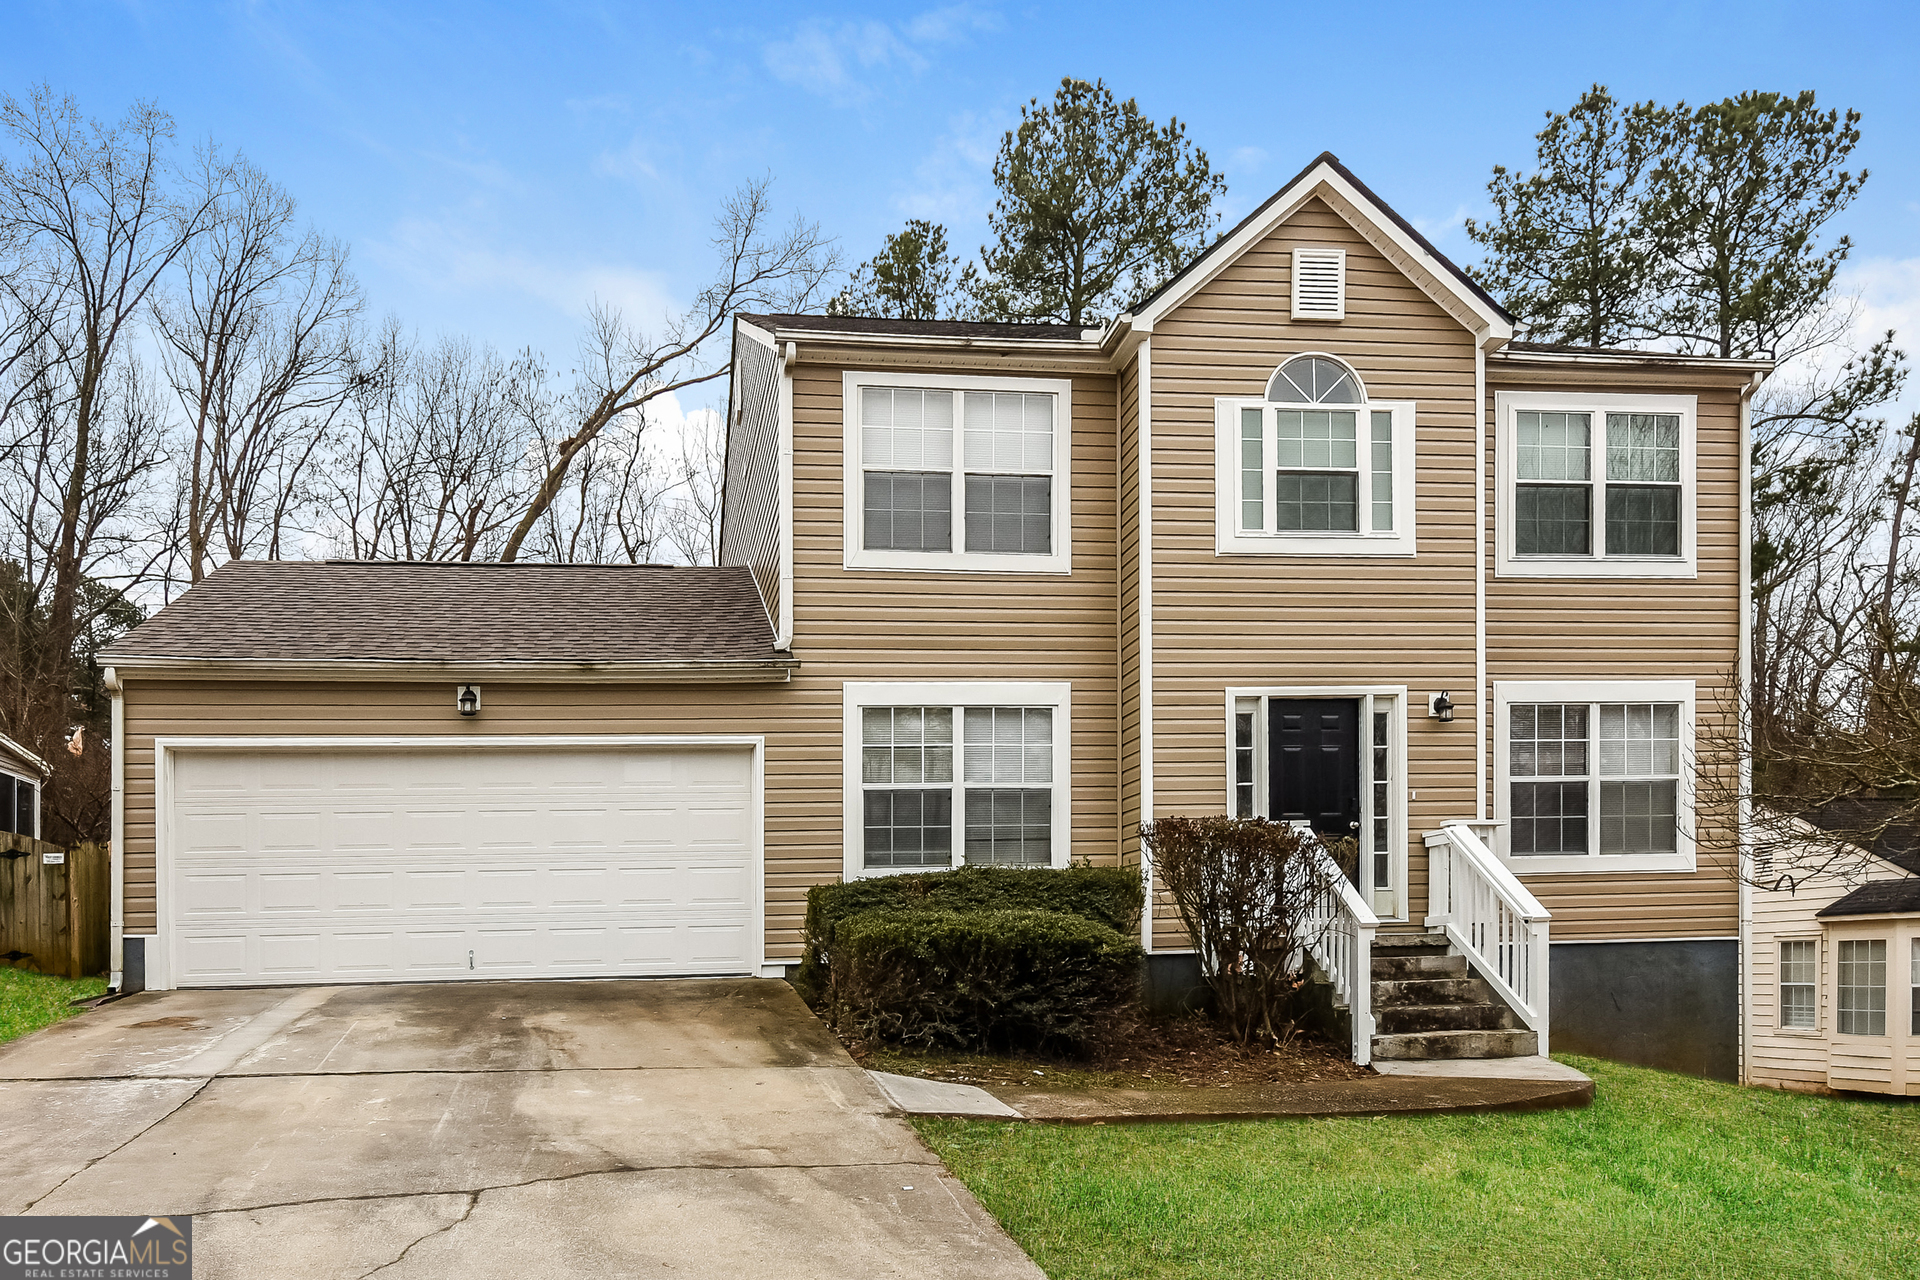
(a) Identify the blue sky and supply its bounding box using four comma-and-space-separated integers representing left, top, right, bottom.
7, 1, 1920, 418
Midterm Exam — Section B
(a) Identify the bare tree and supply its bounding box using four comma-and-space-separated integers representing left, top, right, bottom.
661, 406, 725, 565
498, 180, 836, 561
152, 152, 361, 581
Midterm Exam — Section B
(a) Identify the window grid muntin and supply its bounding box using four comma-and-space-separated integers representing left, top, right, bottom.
1236, 402, 1399, 538
1837, 939, 1887, 1036
857, 702, 1059, 873
1911, 938, 1919, 1036
1511, 405, 1688, 562
1779, 939, 1818, 1030
857, 383, 1058, 560
1370, 711, 1390, 893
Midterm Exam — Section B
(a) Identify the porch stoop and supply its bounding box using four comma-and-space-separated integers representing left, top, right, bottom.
1369, 929, 1538, 1061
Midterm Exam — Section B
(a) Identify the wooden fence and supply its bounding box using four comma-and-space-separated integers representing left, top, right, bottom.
0, 834, 109, 979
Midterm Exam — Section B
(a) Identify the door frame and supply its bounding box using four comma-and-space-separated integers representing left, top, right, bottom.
149, 734, 768, 992
1222, 686, 1408, 922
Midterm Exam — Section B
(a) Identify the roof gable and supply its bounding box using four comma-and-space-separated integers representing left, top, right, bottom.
1129, 152, 1513, 348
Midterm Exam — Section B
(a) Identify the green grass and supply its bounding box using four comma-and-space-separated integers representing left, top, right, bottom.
916, 1055, 1920, 1280
0, 968, 107, 1043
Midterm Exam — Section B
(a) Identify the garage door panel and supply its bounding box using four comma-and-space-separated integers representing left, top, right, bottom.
167, 746, 757, 986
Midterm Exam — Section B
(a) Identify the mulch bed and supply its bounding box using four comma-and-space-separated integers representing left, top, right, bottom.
836, 1008, 1374, 1093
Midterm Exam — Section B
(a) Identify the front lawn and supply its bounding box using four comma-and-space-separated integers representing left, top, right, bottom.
917, 1055, 1920, 1280
0, 968, 107, 1043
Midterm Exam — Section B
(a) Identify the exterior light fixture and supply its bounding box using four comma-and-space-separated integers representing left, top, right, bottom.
456, 684, 481, 717
1428, 691, 1454, 722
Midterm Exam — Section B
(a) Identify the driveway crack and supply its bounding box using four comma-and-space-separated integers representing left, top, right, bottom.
355, 1190, 478, 1279
20, 1074, 216, 1212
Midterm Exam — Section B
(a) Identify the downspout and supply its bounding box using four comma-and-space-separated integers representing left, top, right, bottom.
1474, 342, 1488, 822
774, 341, 797, 651
1737, 369, 1761, 1083
104, 666, 125, 992
1138, 336, 1155, 952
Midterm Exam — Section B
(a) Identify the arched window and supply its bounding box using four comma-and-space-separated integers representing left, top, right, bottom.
1218, 352, 1412, 557
1267, 354, 1364, 405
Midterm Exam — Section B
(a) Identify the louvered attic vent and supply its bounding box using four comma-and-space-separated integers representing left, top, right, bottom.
1291, 247, 1346, 320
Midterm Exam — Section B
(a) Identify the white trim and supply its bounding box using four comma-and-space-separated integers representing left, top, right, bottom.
1131, 160, 1512, 343
1494, 390, 1699, 579
1225, 685, 1410, 922
776, 342, 797, 649
1492, 679, 1697, 874
1290, 246, 1347, 321
1737, 369, 1762, 1081
1213, 396, 1417, 556
840, 681, 1073, 882
1138, 339, 1155, 951
1551, 934, 1739, 944
100, 657, 796, 682
841, 368, 1073, 575
0, 733, 49, 778
150, 733, 768, 992
107, 667, 125, 989
1474, 346, 1488, 823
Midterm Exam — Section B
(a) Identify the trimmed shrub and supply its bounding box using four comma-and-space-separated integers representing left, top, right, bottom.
823, 907, 1143, 1053
795, 864, 1144, 1002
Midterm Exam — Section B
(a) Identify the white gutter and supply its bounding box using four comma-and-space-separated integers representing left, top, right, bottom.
774, 341, 797, 650
764, 327, 1095, 357
1737, 367, 1762, 1083
1490, 348, 1774, 373
1138, 335, 1155, 952
104, 666, 124, 992
96, 657, 798, 682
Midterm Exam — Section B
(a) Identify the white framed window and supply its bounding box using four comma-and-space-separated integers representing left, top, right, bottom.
1492, 679, 1695, 873
842, 681, 1072, 878
1912, 936, 1919, 1036
1779, 938, 1819, 1031
1291, 247, 1347, 320
1837, 938, 1887, 1036
842, 370, 1072, 574
1224, 685, 1407, 921
1214, 354, 1416, 556
1494, 391, 1697, 578
0, 771, 37, 839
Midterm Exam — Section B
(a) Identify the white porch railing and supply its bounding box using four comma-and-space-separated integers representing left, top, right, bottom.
1423, 821, 1553, 1053
1292, 823, 1379, 1065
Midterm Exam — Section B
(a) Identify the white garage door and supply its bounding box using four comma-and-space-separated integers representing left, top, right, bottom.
164, 745, 757, 987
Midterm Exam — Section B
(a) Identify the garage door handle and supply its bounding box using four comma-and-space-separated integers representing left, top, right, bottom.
468, 950, 475, 971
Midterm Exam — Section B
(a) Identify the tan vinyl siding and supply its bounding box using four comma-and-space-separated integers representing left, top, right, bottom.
1146, 196, 1480, 945
1117, 354, 1142, 868
1486, 363, 1746, 940
720, 331, 784, 626
123, 346, 1124, 962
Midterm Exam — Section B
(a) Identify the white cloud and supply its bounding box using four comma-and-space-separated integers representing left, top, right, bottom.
761, 6, 1000, 106
1836, 255, 1920, 428
892, 109, 1009, 228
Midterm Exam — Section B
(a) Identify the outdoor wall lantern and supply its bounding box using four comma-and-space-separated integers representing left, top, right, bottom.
456, 684, 482, 717
1428, 691, 1454, 722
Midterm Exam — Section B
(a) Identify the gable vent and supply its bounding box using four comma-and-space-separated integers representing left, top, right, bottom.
1291, 247, 1347, 320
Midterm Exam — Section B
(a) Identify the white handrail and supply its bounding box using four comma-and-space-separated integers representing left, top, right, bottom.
1423, 821, 1552, 1051
1291, 823, 1379, 1065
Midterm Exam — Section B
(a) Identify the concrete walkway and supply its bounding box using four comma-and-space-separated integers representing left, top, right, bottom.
0, 980, 1042, 1280
871, 1055, 1593, 1123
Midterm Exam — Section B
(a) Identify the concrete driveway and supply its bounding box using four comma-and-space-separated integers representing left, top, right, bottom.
0, 979, 1043, 1279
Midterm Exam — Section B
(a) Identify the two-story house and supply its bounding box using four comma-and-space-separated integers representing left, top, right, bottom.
98, 154, 1764, 1078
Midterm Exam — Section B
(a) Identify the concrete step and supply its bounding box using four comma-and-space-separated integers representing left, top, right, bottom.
1372, 953, 1468, 981
1371, 1028, 1540, 1061
1374, 1001, 1519, 1035
1373, 931, 1448, 957
1371, 976, 1490, 1007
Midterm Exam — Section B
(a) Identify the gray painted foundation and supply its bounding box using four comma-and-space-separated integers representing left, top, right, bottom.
1143, 952, 1210, 1017
1548, 939, 1738, 1081
122, 936, 147, 994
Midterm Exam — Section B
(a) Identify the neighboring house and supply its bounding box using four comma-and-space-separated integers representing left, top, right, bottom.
97, 153, 1765, 1078
0, 734, 47, 841
1747, 801, 1920, 1095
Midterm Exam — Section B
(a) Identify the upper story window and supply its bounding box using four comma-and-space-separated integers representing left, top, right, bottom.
1493, 679, 1695, 874
1495, 391, 1697, 579
1214, 353, 1416, 557
842, 371, 1072, 574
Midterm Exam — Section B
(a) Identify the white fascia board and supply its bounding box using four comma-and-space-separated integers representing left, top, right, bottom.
0, 733, 50, 777
104, 657, 797, 683
1132, 162, 1513, 345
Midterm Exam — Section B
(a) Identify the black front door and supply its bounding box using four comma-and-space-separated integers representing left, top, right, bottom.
1269, 699, 1361, 854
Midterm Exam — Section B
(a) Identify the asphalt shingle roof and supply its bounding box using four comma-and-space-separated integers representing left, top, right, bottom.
1818, 879, 1920, 918
740, 312, 1087, 341
100, 561, 786, 666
